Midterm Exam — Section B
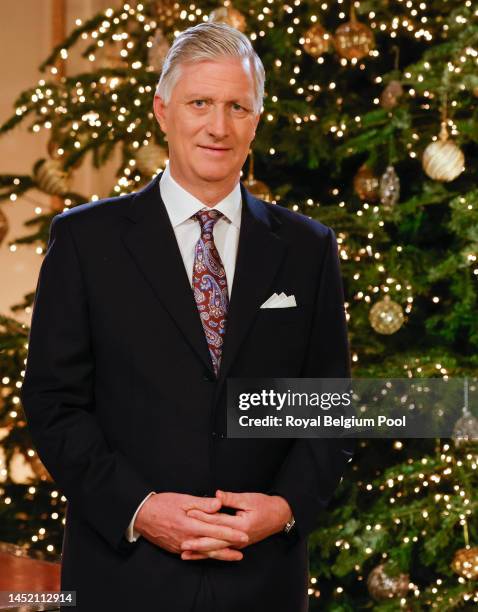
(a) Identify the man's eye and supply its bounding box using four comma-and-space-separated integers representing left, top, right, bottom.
233, 104, 244, 111
192, 100, 206, 108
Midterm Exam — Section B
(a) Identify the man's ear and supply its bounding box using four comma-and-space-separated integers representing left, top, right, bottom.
153, 95, 168, 134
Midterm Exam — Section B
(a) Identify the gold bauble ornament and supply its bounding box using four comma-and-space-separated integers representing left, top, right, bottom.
353, 164, 380, 202
367, 564, 409, 601
0, 207, 9, 245
148, 29, 170, 73
48, 136, 84, 172
369, 295, 405, 335
244, 176, 272, 202
135, 143, 168, 177
243, 151, 272, 202
334, 5, 375, 61
302, 23, 331, 59
26, 452, 53, 483
380, 80, 404, 109
34, 159, 70, 196
453, 412, 478, 447
102, 49, 128, 70
422, 122, 465, 182
451, 547, 478, 580
10, 445, 52, 484
209, 5, 246, 32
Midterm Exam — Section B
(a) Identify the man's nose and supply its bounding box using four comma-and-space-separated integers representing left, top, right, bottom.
206, 105, 229, 139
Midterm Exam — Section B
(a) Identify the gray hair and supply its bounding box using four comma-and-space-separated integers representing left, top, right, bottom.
155, 22, 265, 114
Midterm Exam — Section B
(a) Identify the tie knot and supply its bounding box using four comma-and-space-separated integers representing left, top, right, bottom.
193, 209, 224, 235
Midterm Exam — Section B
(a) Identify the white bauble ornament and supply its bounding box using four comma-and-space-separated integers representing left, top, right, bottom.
422, 122, 465, 182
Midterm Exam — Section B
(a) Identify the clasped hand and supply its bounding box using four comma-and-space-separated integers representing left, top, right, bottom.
134, 490, 292, 562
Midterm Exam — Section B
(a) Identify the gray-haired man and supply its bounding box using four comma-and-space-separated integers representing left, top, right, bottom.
22, 22, 353, 612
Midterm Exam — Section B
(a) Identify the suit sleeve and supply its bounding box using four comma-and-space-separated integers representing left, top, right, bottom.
20, 214, 155, 554
270, 227, 355, 541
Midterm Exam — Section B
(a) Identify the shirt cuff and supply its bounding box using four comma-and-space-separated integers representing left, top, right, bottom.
125, 491, 156, 543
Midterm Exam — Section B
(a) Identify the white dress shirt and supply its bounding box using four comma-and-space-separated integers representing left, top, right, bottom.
161, 162, 242, 297
125, 163, 243, 542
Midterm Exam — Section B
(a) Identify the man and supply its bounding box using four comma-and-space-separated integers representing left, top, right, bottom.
21, 22, 353, 612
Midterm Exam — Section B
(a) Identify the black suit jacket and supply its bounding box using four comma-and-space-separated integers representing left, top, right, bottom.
20, 171, 353, 612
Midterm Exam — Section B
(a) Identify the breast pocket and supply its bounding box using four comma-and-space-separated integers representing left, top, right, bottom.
243, 304, 313, 375
256, 304, 308, 325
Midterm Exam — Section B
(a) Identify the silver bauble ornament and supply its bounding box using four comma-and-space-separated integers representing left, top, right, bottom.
367, 564, 409, 601
453, 412, 478, 447
379, 165, 400, 210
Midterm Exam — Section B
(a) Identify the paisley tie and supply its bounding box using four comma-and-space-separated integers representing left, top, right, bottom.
191, 209, 229, 377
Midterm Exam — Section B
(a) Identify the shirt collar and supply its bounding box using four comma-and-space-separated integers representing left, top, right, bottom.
159, 162, 242, 228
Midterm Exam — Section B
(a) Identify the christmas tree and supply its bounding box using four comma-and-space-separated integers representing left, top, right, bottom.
1, 0, 477, 608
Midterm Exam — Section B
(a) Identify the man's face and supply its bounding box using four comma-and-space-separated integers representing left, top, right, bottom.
153, 57, 261, 187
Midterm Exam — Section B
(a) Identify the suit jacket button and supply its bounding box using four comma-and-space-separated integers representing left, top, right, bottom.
203, 372, 214, 382
212, 431, 217, 437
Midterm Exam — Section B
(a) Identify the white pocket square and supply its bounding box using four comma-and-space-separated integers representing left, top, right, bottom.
260, 292, 297, 308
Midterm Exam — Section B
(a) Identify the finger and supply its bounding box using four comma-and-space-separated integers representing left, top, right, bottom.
187, 509, 244, 529
188, 517, 248, 544
216, 490, 248, 509
181, 548, 243, 562
181, 537, 231, 552
185, 496, 221, 513
208, 548, 243, 561
181, 551, 208, 561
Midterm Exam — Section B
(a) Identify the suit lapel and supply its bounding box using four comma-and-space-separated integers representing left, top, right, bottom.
120, 172, 214, 375
119, 172, 288, 382
217, 185, 287, 386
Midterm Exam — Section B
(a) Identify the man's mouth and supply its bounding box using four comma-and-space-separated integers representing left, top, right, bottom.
198, 145, 231, 153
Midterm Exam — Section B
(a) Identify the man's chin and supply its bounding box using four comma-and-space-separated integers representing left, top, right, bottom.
193, 167, 237, 183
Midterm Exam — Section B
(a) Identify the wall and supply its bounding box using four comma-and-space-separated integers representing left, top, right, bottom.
0, 0, 128, 483
0, 0, 125, 320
